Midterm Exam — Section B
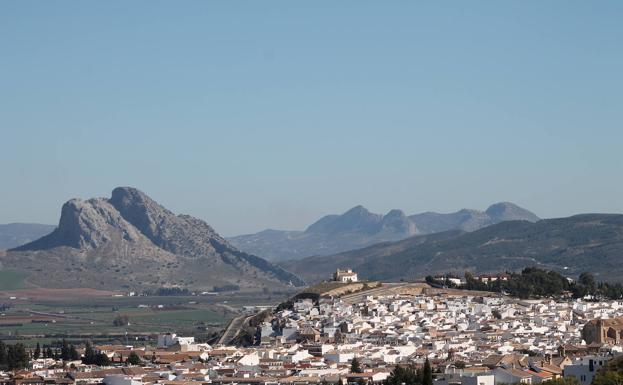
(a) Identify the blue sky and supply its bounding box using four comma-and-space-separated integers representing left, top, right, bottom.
1, 1, 622, 236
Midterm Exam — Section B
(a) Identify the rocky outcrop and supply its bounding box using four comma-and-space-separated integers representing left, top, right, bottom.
14, 198, 143, 251
109, 187, 223, 258
7, 187, 304, 290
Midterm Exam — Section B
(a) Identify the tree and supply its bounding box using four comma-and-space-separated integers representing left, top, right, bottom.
113, 315, 130, 327
6, 343, 29, 370
579, 272, 597, 295
542, 378, 580, 385
34, 343, 41, 360
61, 339, 70, 360
454, 361, 466, 369
83, 342, 95, 365
384, 366, 420, 385
423, 358, 433, 385
591, 371, 623, 385
93, 353, 110, 366
0, 341, 7, 370
351, 357, 363, 373
69, 345, 79, 361
126, 352, 141, 366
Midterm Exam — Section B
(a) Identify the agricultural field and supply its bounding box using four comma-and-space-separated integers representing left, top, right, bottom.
0, 302, 229, 336
0, 287, 294, 346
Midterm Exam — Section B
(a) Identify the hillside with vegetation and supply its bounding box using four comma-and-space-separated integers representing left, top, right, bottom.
280, 214, 623, 283
430, 268, 623, 300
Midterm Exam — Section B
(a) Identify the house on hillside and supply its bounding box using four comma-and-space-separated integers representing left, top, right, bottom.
334, 268, 358, 283
477, 273, 510, 283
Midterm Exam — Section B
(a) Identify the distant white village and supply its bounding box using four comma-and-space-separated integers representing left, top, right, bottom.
4, 269, 623, 385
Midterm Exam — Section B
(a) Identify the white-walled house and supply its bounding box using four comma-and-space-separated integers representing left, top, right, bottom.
563, 355, 611, 385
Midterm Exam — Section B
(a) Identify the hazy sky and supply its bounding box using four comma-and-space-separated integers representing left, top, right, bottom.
1, 1, 622, 236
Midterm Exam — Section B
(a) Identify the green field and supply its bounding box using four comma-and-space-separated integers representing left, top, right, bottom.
132, 308, 228, 326
0, 291, 292, 343
0, 304, 230, 335
0, 289, 295, 346
0, 270, 29, 290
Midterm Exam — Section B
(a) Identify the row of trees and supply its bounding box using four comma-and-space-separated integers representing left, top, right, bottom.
32, 340, 79, 361
1, 339, 84, 370
0, 339, 145, 371
82, 342, 142, 366
431, 268, 623, 300
59, 339, 79, 361
0, 341, 29, 370
82, 342, 110, 366
463, 268, 574, 299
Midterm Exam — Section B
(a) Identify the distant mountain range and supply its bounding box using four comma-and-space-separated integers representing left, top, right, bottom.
0, 223, 56, 250
229, 202, 539, 261
279, 214, 623, 283
2, 187, 304, 291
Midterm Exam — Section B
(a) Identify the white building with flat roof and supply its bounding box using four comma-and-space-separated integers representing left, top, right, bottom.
334, 268, 358, 283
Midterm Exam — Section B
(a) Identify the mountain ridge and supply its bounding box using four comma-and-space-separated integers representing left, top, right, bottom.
0, 223, 56, 250
279, 213, 623, 284
229, 202, 539, 261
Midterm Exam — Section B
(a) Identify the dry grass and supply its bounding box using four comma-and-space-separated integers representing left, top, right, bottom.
303, 281, 382, 297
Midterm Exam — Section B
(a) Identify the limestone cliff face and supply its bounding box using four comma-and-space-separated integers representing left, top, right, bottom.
109, 187, 220, 255
8, 187, 304, 290
18, 197, 143, 251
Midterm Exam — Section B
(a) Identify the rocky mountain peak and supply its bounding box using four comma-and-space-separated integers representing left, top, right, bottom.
306, 205, 383, 235
384, 209, 406, 218
8, 187, 305, 289
486, 202, 540, 223
345, 205, 369, 215
380, 209, 418, 236
109, 187, 172, 241
14, 197, 142, 251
